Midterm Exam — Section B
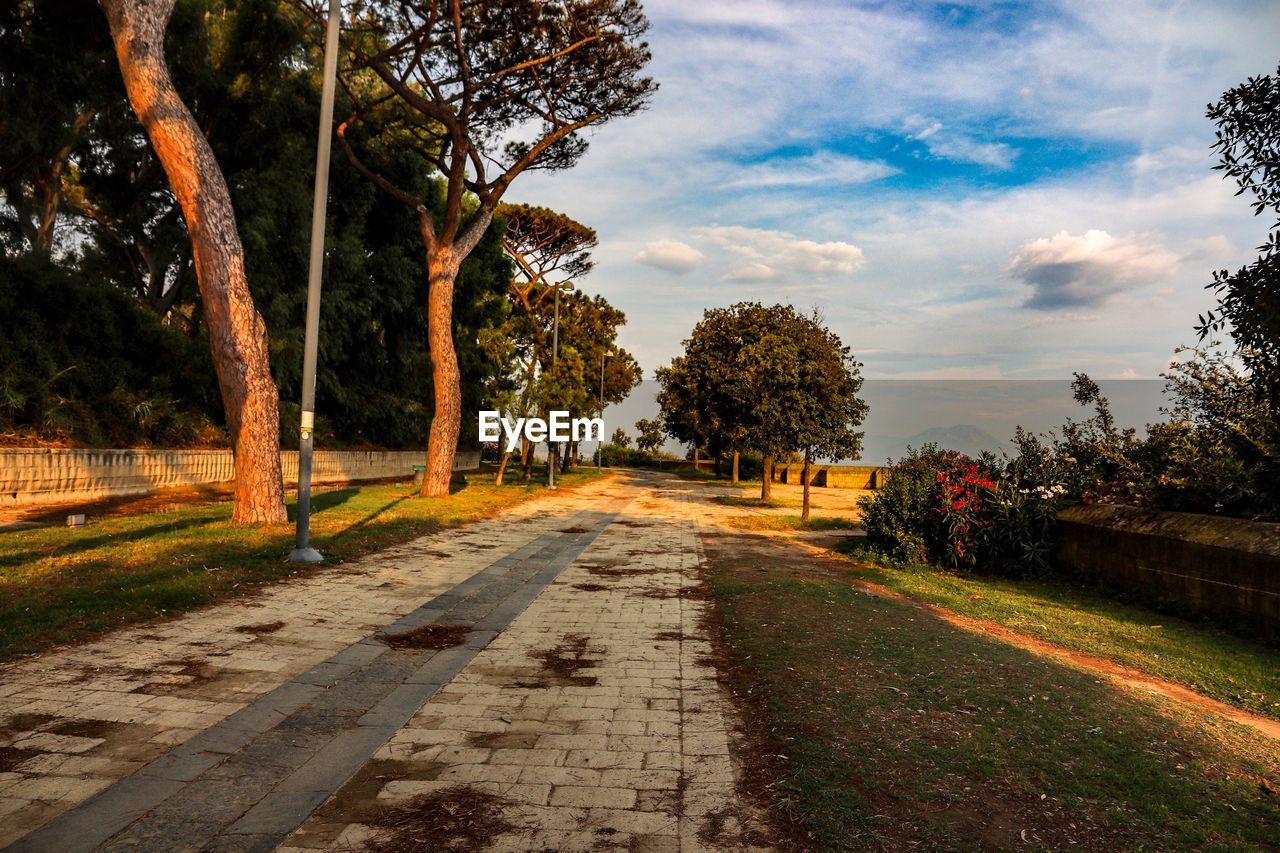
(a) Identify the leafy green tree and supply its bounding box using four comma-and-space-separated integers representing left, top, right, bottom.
1200, 65, 1280, 409
0, 253, 220, 445
785, 313, 867, 519
656, 357, 715, 468
635, 417, 663, 452
493, 204, 596, 482
329, 0, 655, 496
659, 303, 867, 513
2, 0, 514, 459
610, 427, 631, 449
0, 0, 119, 257
519, 286, 640, 475
656, 304, 767, 482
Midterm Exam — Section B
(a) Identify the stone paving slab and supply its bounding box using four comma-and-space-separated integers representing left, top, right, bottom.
2, 471, 773, 851
281, 471, 773, 852
5, 500, 629, 853
0, 479, 623, 848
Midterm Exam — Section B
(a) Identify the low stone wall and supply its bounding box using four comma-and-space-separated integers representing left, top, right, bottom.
1054, 504, 1280, 640
774, 464, 886, 489
0, 448, 482, 508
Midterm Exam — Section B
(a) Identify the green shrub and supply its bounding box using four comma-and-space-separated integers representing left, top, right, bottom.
858, 445, 948, 563
860, 445, 1064, 577
0, 255, 221, 446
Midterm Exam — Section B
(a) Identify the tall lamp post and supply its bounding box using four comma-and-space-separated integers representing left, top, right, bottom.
287, 0, 342, 564
596, 348, 612, 469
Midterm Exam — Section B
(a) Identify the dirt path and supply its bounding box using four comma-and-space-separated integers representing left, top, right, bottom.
831, 563, 1280, 742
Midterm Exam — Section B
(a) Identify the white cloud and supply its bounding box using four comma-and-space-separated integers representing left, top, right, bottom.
696, 225, 866, 277
727, 152, 898, 188
926, 137, 1017, 170
723, 262, 780, 282
508, 0, 1274, 378
1009, 230, 1180, 310
905, 116, 1017, 169
635, 240, 705, 273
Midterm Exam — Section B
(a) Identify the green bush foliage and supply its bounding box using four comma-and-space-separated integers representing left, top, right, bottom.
862, 363, 1280, 578
0, 256, 222, 446
859, 445, 1060, 574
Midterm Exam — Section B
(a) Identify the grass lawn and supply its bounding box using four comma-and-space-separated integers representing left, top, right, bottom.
705, 532, 1280, 849
727, 513, 858, 532
0, 467, 604, 661
711, 495, 801, 509
673, 468, 758, 487
832, 543, 1280, 721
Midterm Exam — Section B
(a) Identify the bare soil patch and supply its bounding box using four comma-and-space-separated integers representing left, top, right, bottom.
586, 565, 667, 578
45, 718, 128, 739
0, 713, 55, 741
0, 746, 36, 771
512, 633, 599, 688
378, 624, 470, 651
361, 785, 520, 852
234, 620, 286, 635
634, 585, 680, 599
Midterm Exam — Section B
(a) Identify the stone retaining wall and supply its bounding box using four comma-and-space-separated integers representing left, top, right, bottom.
773, 463, 887, 489
1055, 504, 1280, 640
0, 448, 482, 507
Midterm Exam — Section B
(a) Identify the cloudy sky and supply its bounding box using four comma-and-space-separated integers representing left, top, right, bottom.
508, 0, 1279, 380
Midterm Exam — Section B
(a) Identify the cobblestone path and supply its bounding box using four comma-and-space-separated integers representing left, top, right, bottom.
1, 472, 770, 852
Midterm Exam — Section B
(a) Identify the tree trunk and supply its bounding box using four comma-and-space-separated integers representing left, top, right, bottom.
802, 447, 812, 523
495, 450, 511, 486
714, 453, 721, 478
761, 454, 774, 501
420, 242, 462, 496
693, 447, 700, 467
731, 450, 739, 484
99, 0, 285, 525
522, 436, 533, 481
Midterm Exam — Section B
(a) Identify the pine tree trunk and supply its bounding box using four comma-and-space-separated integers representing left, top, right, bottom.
761, 454, 774, 501
99, 0, 285, 525
731, 451, 739, 484
421, 243, 461, 496
802, 447, 812, 522
693, 447, 700, 467
495, 450, 511, 486
522, 437, 533, 481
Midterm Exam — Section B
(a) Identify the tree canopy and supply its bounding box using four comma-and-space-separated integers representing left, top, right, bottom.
1200, 63, 1280, 409
658, 302, 868, 509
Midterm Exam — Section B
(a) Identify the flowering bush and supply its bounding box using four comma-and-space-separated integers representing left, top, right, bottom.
860, 445, 999, 567
859, 445, 1066, 577
933, 457, 997, 568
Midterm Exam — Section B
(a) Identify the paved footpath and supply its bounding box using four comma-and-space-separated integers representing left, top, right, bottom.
1, 471, 771, 851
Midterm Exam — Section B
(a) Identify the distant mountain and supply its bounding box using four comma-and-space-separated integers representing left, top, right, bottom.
859, 424, 1007, 464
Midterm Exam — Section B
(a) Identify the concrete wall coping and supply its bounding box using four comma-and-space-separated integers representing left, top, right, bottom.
1058, 503, 1280, 559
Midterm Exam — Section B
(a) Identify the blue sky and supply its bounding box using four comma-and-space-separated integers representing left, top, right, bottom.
510, 0, 1280, 379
